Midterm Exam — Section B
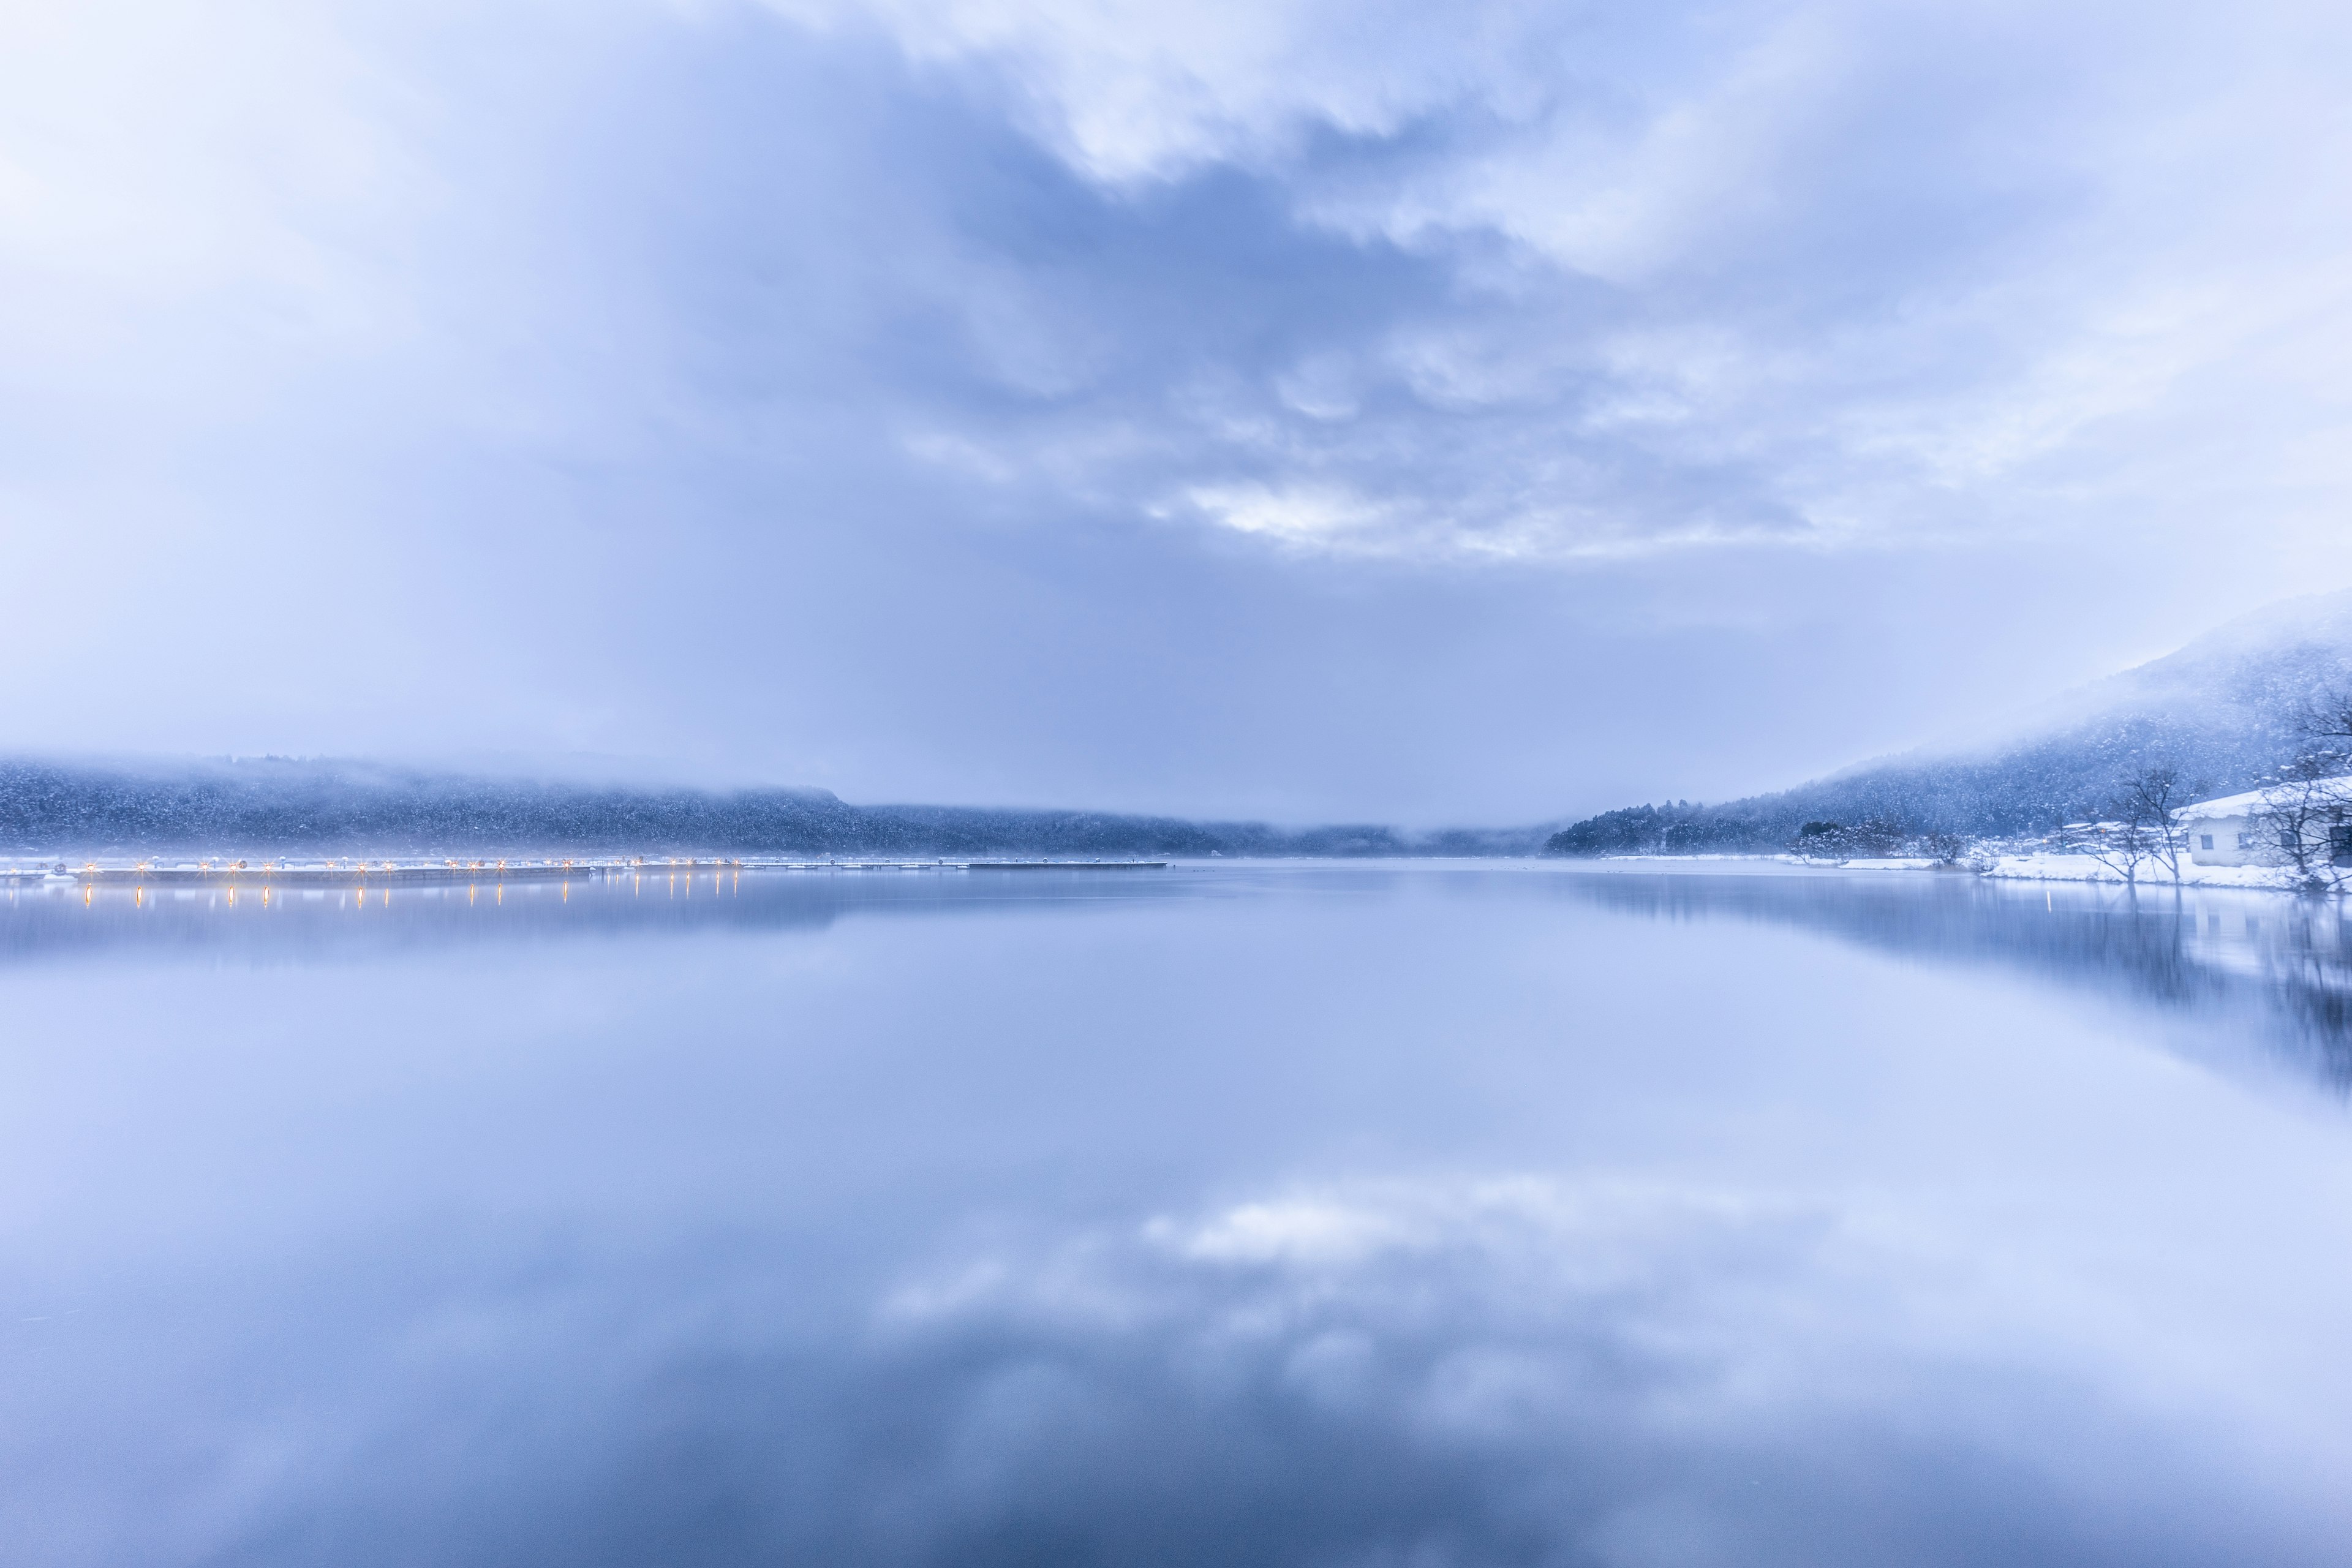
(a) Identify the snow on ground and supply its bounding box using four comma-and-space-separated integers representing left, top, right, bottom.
1594, 850, 2326, 892
1980, 852, 2303, 889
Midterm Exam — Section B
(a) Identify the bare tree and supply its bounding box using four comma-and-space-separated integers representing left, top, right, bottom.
2254, 693, 2352, 891
2064, 816, 2153, 886
2260, 754, 2352, 892
2297, 687, 2352, 750
2065, 764, 2189, 885
2117, 764, 2188, 883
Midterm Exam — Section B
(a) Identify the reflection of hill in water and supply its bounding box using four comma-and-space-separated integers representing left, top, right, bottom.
1555, 872, 2352, 1093
0, 868, 1192, 967
15, 864, 2352, 1093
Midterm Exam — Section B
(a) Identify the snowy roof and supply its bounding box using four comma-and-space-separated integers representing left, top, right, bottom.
2177, 787, 2271, 821
2177, 777, 2352, 820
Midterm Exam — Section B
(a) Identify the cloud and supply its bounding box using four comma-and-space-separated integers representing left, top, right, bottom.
763, 0, 2352, 567
763, 0, 1534, 185
3, 0, 2351, 810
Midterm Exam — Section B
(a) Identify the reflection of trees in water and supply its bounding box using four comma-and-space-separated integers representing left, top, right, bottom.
2255, 903, 2352, 1089
16, 866, 2352, 1091
1558, 873, 2352, 1093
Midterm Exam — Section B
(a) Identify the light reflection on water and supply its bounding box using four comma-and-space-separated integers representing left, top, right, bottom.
3, 864, 2351, 1567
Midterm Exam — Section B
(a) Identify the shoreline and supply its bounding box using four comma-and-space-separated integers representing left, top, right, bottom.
1590, 850, 2328, 892
0, 856, 1171, 887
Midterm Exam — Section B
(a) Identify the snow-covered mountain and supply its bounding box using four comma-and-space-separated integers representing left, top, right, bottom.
2014, 588, 2352, 761
1548, 589, 2352, 854
14, 589, 2351, 861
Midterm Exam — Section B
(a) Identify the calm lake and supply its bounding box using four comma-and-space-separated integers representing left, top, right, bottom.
6, 862, 2351, 1566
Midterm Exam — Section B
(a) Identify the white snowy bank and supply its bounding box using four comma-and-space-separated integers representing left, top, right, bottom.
1592, 850, 2331, 892
1978, 852, 2305, 890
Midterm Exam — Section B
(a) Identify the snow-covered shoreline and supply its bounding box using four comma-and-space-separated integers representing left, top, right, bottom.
1592, 850, 2326, 891
1975, 851, 2306, 890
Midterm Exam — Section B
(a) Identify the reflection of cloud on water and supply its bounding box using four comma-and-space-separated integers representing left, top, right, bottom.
13, 870, 2352, 1566
145, 1180, 2344, 1567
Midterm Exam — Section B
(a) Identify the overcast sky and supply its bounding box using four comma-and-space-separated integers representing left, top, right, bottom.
4, 0, 2351, 822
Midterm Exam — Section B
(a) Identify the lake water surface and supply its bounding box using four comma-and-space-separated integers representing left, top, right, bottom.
6, 862, 2352, 1566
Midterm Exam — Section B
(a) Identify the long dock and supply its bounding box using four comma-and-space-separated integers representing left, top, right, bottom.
965, 861, 1169, 871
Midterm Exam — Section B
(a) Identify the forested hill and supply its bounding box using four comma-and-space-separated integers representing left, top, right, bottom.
0, 758, 1547, 859
1547, 589, 2352, 856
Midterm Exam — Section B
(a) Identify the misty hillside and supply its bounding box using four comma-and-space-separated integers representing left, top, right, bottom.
1547, 589, 2352, 856
0, 757, 1548, 859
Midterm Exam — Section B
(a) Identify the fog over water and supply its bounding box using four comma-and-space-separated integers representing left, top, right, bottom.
6, 864, 2351, 1566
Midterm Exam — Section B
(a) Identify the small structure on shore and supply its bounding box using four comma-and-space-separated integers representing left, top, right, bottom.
2179, 782, 2352, 869
2180, 788, 2272, 867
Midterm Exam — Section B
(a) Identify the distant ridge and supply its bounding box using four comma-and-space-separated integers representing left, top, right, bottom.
1546, 588, 2352, 855
0, 756, 1550, 859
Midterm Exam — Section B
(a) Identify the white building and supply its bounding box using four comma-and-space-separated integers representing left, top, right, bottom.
2179, 788, 2272, 867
